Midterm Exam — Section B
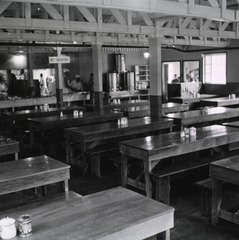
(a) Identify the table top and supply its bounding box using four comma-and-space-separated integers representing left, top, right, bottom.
0, 187, 174, 240
164, 107, 239, 126
64, 117, 173, 142
210, 155, 239, 186
2, 106, 85, 120
114, 103, 188, 119
0, 155, 70, 195
162, 102, 189, 113
0, 136, 19, 156
223, 121, 239, 128
117, 102, 188, 112
170, 94, 217, 103
120, 125, 239, 161
210, 155, 239, 171
84, 100, 150, 111
201, 97, 239, 107
0, 155, 69, 183
28, 111, 124, 129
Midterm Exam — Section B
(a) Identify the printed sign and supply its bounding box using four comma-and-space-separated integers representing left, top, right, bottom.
49, 56, 70, 64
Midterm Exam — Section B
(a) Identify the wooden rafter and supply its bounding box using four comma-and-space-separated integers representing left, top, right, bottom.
40, 3, 63, 20
0, 1, 12, 15
110, 9, 126, 25
139, 13, 153, 26
10, 0, 239, 22
76, 6, 96, 23
208, 0, 219, 8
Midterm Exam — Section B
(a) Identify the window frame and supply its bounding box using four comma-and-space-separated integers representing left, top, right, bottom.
202, 52, 227, 85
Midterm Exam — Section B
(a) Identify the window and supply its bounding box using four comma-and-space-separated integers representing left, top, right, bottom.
203, 53, 226, 84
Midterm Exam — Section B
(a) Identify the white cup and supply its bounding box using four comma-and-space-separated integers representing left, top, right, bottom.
0, 217, 17, 239
73, 110, 79, 118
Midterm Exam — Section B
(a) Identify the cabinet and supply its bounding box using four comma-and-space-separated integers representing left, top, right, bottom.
134, 65, 150, 90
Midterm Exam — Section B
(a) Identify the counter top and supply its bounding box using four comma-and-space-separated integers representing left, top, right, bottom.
0, 93, 90, 109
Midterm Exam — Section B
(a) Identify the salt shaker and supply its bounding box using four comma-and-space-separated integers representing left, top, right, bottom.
18, 214, 32, 237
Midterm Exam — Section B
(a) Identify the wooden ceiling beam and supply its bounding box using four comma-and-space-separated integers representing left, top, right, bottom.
0, 1, 12, 15
110, 9, 126, 25
76, 6, 96, 23
40, 3, 63, 20
208, 0, 219, 8
139, 13, 154, 26
10, 0, 239, 22
0, 16, 237, 40
0, 30, 229, 47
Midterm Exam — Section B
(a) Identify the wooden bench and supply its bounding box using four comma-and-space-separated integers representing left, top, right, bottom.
85, 144, 119, 178
195, 177, 234, 216
151, 156, 218, 205
195, 178, 212, 216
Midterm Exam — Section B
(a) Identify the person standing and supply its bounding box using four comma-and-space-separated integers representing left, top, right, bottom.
39, 73, 49, 96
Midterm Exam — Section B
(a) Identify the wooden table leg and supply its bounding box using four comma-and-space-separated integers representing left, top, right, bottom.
65, 134, 71, 165
121, 154, 128, 187
211, 178, 223, 225
29, 125, 34, 149
15, 152, 18, 160
144, 160, 152, 198
155, 176, 170, 204
62, 180, 69, 192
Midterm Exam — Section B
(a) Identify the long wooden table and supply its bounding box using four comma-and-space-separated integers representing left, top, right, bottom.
162, 102, 189, 114
201, 96, 239, 107
120, 125, 239, 199
0, 187, 174, 240
64, 117, 173, 171
170, 94, 217, 104
28, 111, 123, 151
164, 106, 239, 129
117, 103, 189, 119
0, 155, 70, 195
0, 136, 19, 160
210, 156, 239, 225
2, 106, 85, 123
84, 100, 150, 111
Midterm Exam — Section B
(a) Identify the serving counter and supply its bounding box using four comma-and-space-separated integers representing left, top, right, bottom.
0, 92, 90, 111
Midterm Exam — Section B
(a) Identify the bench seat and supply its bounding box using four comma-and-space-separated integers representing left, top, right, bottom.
151, 155, 221, 205
195, 177, 233, 216
85, 144, 119, 178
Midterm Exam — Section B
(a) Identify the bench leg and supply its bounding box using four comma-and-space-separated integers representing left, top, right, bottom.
155, 176, 170, 205
202, 189, 211, 216
211, 179, 223, 225
121, 155, 128, 187
90, 153, 101, 178
157, 230, 170, 240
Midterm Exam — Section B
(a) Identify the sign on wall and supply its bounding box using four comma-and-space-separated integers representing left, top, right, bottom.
49, 56, 70, 64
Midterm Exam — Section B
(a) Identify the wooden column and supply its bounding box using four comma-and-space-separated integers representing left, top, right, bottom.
92, 43, 103, 111
55, 47, 63, 107
27, 47, 34, 97
149, 37, 162, 119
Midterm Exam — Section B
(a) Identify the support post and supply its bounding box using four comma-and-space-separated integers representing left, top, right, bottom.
92, 43, 103, 111
149, 37, 162, 120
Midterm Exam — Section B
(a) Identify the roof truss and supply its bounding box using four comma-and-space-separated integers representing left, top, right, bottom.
0, 1, 238, 47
